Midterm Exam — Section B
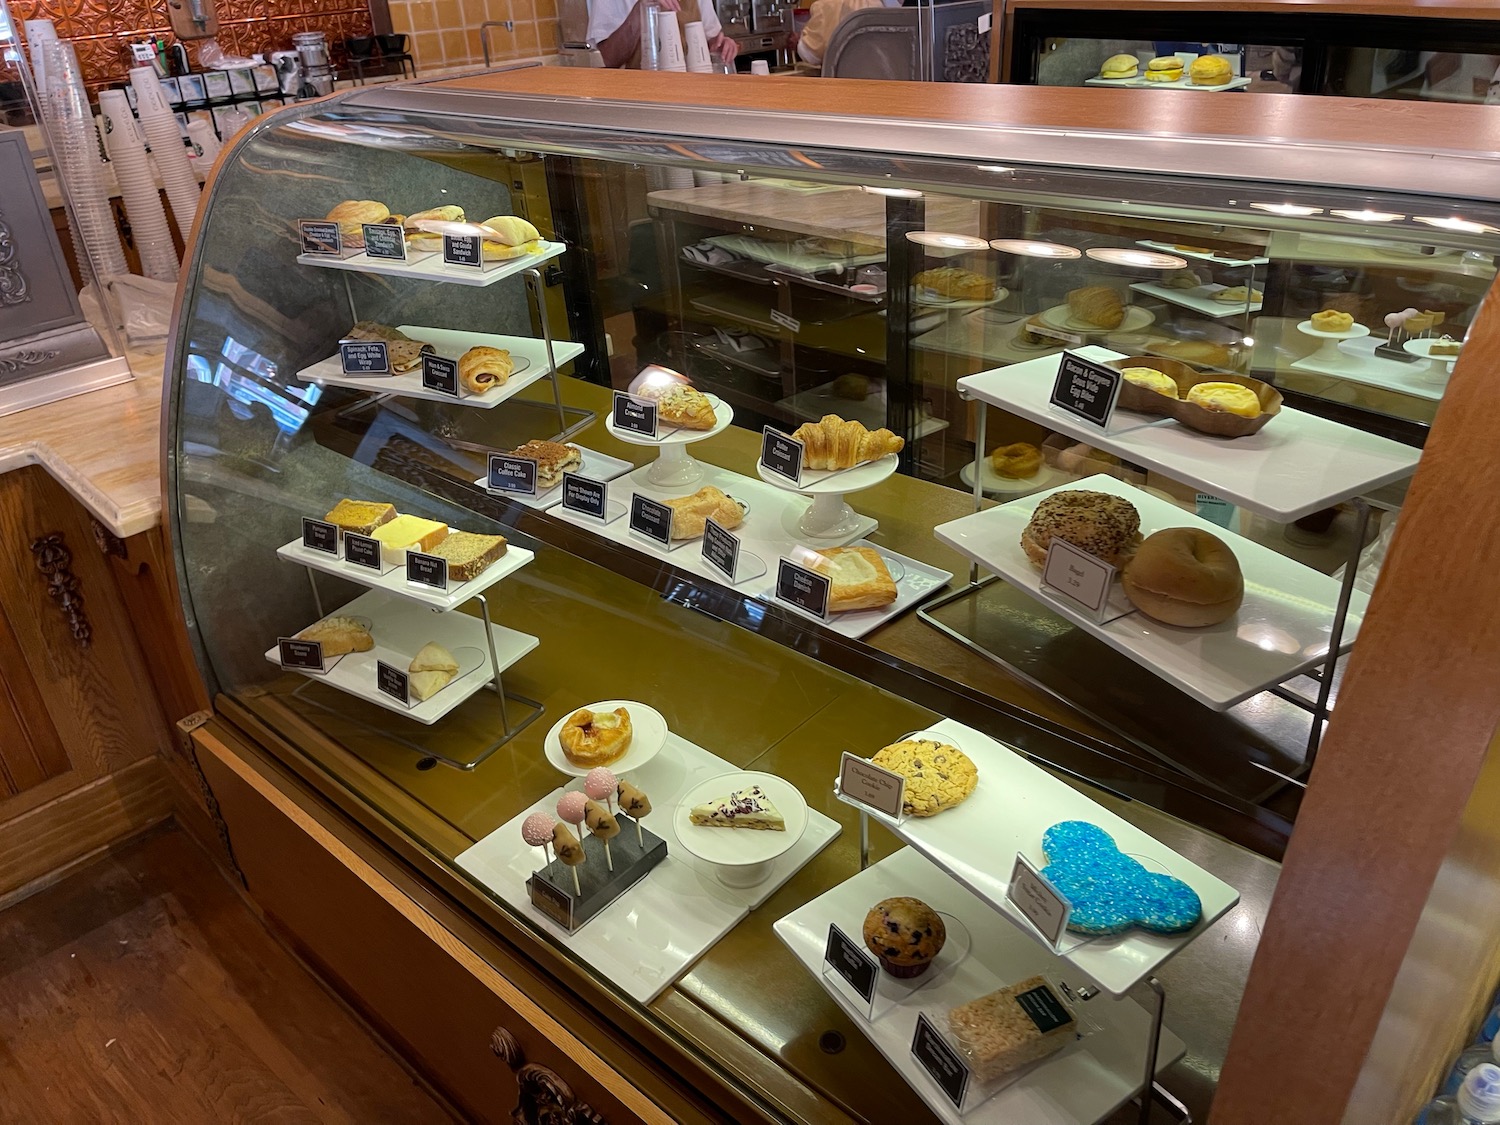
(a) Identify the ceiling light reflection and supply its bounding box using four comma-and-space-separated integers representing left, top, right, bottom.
862, 185, 923, 198
1414, 216, 1497, 234
989, 238, 1081, 259
1331, 208, 1404, 223
1250, 202, 1322, 217
1086, 247, 1188, 270
906, 231, 991, 250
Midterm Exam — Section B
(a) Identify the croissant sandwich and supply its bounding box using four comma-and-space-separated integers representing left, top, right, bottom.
790, 414, 904, 471
1068, 285, 1125, 329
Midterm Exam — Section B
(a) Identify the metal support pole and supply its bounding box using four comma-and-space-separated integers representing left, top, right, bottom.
1139, 976, 1167, 1125
525, 267, 569, 440
858, 809, 870, 871
341, 272, 358, 324
306, 567, 324, 620
968, 391, 986, 586
1303, 497, 1372, 763
473, 592, 512, 738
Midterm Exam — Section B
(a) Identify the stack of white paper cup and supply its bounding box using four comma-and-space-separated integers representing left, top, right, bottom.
750, 59, 770, 75
98, 90, 178, 282
657, 15, 687, 71
684, 21, 713, 73
185, 118, 221, 178
129, 67, 203, 244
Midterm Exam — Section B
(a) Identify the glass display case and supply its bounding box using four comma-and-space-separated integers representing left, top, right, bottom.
166, 69, 1498, 1125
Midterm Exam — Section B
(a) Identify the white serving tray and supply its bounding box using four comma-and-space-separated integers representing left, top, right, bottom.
774, 848, 1187, 1125
756, 539, 953, 641
1085, 74, 1251, 92
456, 732, 840, 1003
263, 589, 538, 725
297, 327, 584, 409
277, 536, 533, 611
472, 446, 635, 511
297, 240, 565, 286
1136, 240, 1268, 268
1128, 281, 1262, 319
835, 718, 1239, 997
957, 345, 1421, 522
933, 473, 1369, 709
1290, 335, 1444, 402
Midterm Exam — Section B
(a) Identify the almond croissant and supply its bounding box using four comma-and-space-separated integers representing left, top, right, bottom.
790, 414, 904, 470
1067, 285, 1124, 329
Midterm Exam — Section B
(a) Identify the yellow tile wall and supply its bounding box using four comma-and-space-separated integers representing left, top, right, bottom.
388, 0, 558, 69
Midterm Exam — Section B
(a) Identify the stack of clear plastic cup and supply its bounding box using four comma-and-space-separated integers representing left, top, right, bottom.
40, 41, 129, 286
26, 22, 88, 275
98, 90, 178, 282
129, 67, 203, 244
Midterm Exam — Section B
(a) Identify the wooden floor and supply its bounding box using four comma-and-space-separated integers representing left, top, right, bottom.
0, 824, 461, 1125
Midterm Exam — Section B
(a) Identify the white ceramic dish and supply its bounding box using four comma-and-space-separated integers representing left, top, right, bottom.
672, 770, 809, 867
1038, 302, 1155, 335
605, 396, 734, 445
1129, 281, 1263, 319
756, 452, 899, 495
542, 699, 668, 777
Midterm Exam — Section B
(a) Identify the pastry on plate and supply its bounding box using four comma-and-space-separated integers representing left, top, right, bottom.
1123, 527, 1244, 627
343, 322, 436, 373
1161, 269, 1202, 289
295, 615, 373, 656
1098, 53, 1139, 80
1042, 820, 1202, 934
506, 440, 583, 490
656, 384, 718, 430
323, 499, 396, 536
560, 706, 633, 768
458, 346, 514, 394
870, 737, 978, 816
832, 374, 872, 400
1430, 336, 1463, 356
791, 414, 904, 470
1120, 367, 1179, 398
948, 976, 1077, 1081
479, 214, 543, 260
665, 486, 744, 539
1212, 285, 1262, 303
912, 266, 995, 302
404, 204, 464, 229
371, 514, 449, 553
325, 199, 389, 246
1015, 314, 1057, 347
1189, 54, 1232, 86
689, 784, 785, 830
408, 641, 459, 702
427, 530, 507, 581
1153, 339, 1234, 368
806, 545, 898, 612
1020, 489, 1141, 568
1067, 285, 1125, 329
1144, 56, 1184, 82
988, 442, 1043, 479
1311, 309, 1355, 332
1186, 381, 1261, 417
863, 897, 946, 978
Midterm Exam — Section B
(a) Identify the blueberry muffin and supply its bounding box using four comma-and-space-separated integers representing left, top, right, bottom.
862, 897, 947, 978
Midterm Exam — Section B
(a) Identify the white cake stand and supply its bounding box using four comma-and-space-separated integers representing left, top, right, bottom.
1403, 337, 1460, 386
604, 398, 735, 487
1296, 319, 1371, 368
757, 453, 898, 540
672, 771, 809, 888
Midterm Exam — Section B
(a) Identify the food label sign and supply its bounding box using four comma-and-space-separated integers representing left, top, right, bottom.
702, 517, 741, 581
612, 392, 658, 438
838, 751, 906, 820
760, 427, 804, 486
420, 354, 460, 397
298, 220, 342, 256
1050, 350, 1122, 428
1040, 538, 1116, 620
487, 454, 538, 496
629, 494, 674, 547
376, 661, 410, 705
301, 517, 338, 555
361, 222, 407, 261
339, 341, 390, 374
776, 558, 830, 619
911, 1013, 970, 1109
824, 924, 878, 1003
561, 473, 608, 521
443, 234, 483, 268
1008, 853, 1072, 949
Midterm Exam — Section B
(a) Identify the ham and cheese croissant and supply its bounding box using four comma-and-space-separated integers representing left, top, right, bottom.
790, 414, 904, 471
1068, 285, 1125, 329
458, 346, 513, 394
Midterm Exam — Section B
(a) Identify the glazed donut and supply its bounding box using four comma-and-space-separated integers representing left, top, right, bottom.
1123, 527, 1244, 627
988, 442, 1043, 480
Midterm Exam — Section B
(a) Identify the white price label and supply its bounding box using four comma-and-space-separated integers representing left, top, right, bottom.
1008, 853, 1071, 948
1041, 538, 1115, 618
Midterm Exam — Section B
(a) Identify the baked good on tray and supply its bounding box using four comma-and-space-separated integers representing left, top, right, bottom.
1186, 381, 1261, 417
656, 385, 718, 430
790, 414, 904, 470
323, 499, 396, 536
1120, 367, 1179, 398
1311, 309, 1355, 332
1212, 285, 1262, 304
947, 976, 1077, 1081
806, 546, 898, 612
371, 515, 449, 553
479, 215, 543, 260
862, 897, 946, 978
408, 641, 459, 702
325, 199, 389, 246
1123, 527, 1243, 627
458, 346, 513, 394
988, 442, 1042, 480
912, 266, 995, 301
426, 530, 507, 581
295, 615, 373, 657
344, 322, 436, 373
1189, 54, 1232, 86
1041, 820, 1202, 934
689, 784, 785, 830
664, 486, 744, 539
869, 738, 978, 817
507, 440, 582, 489
1020, 490, 1141, 568
560, 706, 633, 768
1098, 53, 1138, 80
1144, 56, 1183, 82
1066, 285, 1124, 329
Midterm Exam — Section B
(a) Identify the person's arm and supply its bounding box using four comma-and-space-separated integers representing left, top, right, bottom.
597, 0, 682, 67
699, 0, 738, 64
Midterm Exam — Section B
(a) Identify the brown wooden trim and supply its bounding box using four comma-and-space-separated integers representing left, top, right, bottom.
1212, 287, 1500, 1120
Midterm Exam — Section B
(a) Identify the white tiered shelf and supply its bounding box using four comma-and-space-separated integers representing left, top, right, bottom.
296, 240, 565, 286
276, 536, 533, 611
1128, 280, 1262, 318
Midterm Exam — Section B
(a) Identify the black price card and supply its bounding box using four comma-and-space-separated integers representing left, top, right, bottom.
561, 472, 607, 520
629, 494, 674, 547
487, 453, 538, 496
612, 391, 658, 438
344, 532, 383, 571
776, 558, 830, 619
361, 222, 407, 261
420, 353, 460, 397
824, 924, 878, 1003
528, 875, 575, 930
298, 219, 341, 255
277, 638, 325, 671
406, 551, 449, 590
702, 517, 740, 581
301, 517, 338, 555
339, 340, 390, 374
760, 427, 804, 485
911, 1013, 971, 1110
376, 660, 410, 705
443, 234, 483, 268
1050, 350, 1123, 428
838, 751, 907, 820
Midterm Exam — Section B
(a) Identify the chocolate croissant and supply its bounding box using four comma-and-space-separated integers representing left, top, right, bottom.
665, 486, 743, 539
1068, 285, 1125, 329
790, 414, 904, 471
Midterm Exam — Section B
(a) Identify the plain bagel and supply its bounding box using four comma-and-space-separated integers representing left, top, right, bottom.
1122, 527, 1244, 627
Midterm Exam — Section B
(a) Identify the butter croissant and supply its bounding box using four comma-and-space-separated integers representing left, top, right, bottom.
790, 414, 904, 471
1068, 285, 1125, 329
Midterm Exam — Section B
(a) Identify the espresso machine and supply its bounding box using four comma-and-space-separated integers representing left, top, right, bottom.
722, 0, 791, 69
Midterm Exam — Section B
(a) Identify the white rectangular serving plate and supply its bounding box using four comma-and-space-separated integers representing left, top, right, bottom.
296, 240, 566, 286
756, 540, 954, 640
1128, 281, 1262, 319
277, 537, 533, 611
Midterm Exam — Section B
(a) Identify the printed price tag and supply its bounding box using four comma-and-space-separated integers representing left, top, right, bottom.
298, 219, 341, 255
339, 340, 390, 374
824, 924, 878, 1003
376, 660, 410, 705
406, 551, 449, 590
561, 472, 608, 520
487, 453, 539, 495
702, 517, 741, 581
1050, 350, 1123, 428
911, 1013, 970, 1109
1008, 853, 1072, 948
1196, 493, 1237, 529
343, 532, 383, 571
277, 638, 325, 671
528, 874, 576, 930
612, 391, 658, 438
1041, 538, 1115, 619
443, 234, 483, 268
769, 308, 801, 333
629, 494, 674, 547
361, 222, 407, 261
838, 751, 907, 820
760, 427, 804, 486
301, 517, 338, 555
421, 353, 460, 397
776, 558, 830, 619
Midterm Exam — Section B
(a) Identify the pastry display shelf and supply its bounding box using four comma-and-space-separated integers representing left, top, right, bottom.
1135, 241, 1268, 269
774, 848, 1188, 1125
1288, 333, 1444, 403
932, 474, 1370, 710
297, 240, 566, 286
1128, 281, 1262, 319
1085, 74, 1252, 92
957, 345, 1420, 523
297, 328, 585, 409
834, 717, 1240, 999
276, 536, 535, 611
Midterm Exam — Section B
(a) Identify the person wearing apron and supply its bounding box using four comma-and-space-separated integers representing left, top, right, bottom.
589, 0, 739, 67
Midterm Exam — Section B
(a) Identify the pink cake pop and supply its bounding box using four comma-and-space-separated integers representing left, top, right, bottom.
521, 812, 556, 867
557, 791, 588, 827
584, 767, 617, 811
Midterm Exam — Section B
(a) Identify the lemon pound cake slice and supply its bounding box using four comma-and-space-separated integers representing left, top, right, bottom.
689, 785, 785, 830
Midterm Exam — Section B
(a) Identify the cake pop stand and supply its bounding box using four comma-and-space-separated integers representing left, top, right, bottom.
1403, 338, 1460, 386
604, 398, 735, 487
1295, 319, 1371, 369
672, 771, 809, 888
756, 453, 898, 540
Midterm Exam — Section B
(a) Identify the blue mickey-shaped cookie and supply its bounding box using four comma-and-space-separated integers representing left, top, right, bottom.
1041, 821, 1202, 936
